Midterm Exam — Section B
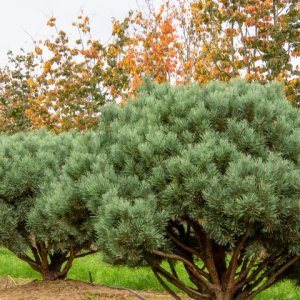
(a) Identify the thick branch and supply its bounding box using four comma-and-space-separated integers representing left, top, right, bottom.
203, 238, 221, 287
36, 241, 49, 270
153, 264, 211, 299
17, 253, 41, 273
29, 245, 42, 266
61, 247, 77, 276
151, 267, 181, 300
150, 249, 213, 290
225, 223, 253, 287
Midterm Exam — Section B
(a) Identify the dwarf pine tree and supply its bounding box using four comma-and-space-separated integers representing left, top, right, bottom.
0, 130, 96, 280
88, 80, 300, 300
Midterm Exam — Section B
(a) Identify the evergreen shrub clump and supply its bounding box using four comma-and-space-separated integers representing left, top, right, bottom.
83, 80, 300, 300
0, 80, 299, 299
0, 131, 97, 280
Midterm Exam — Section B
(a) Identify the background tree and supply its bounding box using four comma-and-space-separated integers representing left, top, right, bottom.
116, 0, 299, 100
0, 130, 96, 280
1, 0, 298, 132
0, 51, 37, 132
189, 0, 300, 102
85, 80, 300, 300
0, 15, 112, 132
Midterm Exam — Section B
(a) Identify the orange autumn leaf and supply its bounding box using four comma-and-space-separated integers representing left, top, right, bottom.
35, 47, 43, 55
0, 1, 299, 133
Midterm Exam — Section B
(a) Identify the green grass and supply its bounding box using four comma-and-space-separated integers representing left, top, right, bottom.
0, 248, 40, 280
0, 248, 299, 299
69, 253, 164, 291
254, 280, 300, 300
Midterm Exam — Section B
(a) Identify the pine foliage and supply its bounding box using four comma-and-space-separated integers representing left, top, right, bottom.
0, 130, 96, 280
87, 80, 300, 299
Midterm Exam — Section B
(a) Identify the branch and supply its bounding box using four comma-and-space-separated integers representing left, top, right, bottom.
238, 256, 249, 275
150, 249, 213, 290
203, 238, 221, 287
29, 245, 42, 266
235, 250, 282, 291
105, 281, 150, 300
61, 247, 77, 276
153, 264, 211, 299
249, 256, 300, 299
167, 231, 201, 258
17, 253, 41, 273
122, 289, 149, 300
187, 219, 207, 254
225, 223, 253, 286
75, 249, 99, 259
187, 220, 221, 287
151, 267, 181, 300
234, 255, 257, 285
244, 254, 295, 293
37, 241, 49, 270
168, 259, 179, 279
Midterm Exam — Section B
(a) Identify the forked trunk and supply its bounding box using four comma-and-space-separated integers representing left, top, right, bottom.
40, 254, 68, 280
18, 247, 73, 281
17, 243, 96, 281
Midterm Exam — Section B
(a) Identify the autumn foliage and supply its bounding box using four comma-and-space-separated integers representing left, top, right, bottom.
0, 0, 299, 132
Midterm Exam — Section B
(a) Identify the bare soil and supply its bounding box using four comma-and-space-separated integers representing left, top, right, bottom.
0, 277, 189, 300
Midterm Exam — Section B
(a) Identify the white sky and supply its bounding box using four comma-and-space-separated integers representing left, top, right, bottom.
1, 1, 298, 70
0, 0, 161, 66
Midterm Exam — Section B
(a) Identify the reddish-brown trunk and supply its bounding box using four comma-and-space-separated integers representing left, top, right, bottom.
214, 291, 234, 300
40, 257, 67, 280
18, 245, 96, 281
41, 270, 66, 281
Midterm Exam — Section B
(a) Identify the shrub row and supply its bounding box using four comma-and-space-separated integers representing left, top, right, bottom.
0, 80, 299, 299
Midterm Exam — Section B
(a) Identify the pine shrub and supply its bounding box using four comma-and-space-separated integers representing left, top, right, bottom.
87, 80, 300, 300
0, 130, 97, 280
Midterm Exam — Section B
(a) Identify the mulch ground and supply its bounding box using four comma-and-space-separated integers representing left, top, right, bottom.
0, 277, 190, 300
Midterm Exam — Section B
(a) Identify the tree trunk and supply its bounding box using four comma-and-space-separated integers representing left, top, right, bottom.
17, 245, 94, 281
41, 253, 68, 280
214, 291, 234, 300
41, 270, 66, 281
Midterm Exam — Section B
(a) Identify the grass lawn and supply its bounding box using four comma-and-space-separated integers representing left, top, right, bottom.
0, 248, 299, 299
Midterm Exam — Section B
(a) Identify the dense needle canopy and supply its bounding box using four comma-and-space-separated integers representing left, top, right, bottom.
0, 130, 97, 280
86, 80, 300, 299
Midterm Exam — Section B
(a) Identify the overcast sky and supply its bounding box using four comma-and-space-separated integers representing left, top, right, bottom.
0, 0, 160, 66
